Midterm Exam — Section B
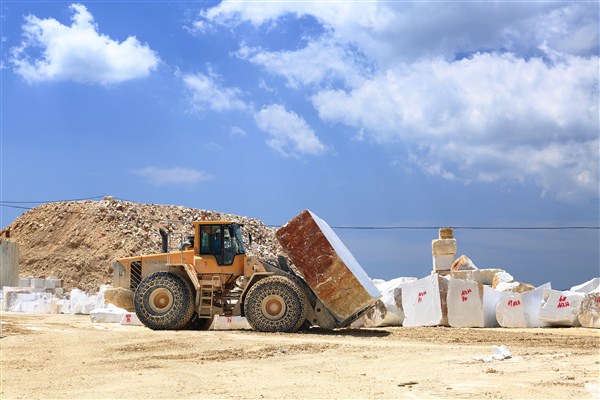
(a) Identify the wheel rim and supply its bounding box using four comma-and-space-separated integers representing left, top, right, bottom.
261, 294, 286, 320
148, 288, 174, 313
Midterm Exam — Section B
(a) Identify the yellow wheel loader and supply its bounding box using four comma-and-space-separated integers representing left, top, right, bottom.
113, 212, 380, 332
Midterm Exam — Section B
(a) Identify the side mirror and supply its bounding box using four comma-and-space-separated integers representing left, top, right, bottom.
248, 232, 253, 247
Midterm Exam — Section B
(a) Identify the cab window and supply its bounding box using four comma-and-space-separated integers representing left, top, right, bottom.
200, 225, 223, 264
199, 224, 243, 266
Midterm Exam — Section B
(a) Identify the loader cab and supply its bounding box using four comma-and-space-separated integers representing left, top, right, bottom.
195, 221, 246, 265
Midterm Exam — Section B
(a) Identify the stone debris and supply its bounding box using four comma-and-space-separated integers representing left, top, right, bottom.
3, 198, 284, 291
473, 345, 512, 362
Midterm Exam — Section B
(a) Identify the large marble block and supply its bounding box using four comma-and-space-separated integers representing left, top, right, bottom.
276, 210, 380, 325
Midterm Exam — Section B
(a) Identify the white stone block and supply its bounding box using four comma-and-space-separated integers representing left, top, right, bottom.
211, 315, 251, 330
451, 269, 504, 286
120, 312, 143, 326
50, 298, 64, 314
448, 279, 484, 327
401, 274, 449, 327
69, 289, 90, 314
44, 278, 62, 289
18, 278, 30, 287
482, 286, 511, 327
539, 289, 585, 327
570, 278, 600, 294
364, 277, 417, 327
60, 300, 71, 314
431, 239, 457, 255
492, 271, 514, 288
21, 297, 51, 314
432, 255, 454, 271
3, 287, 32, 311
496, 283, 550, 328
521, 283, 551, 327
578, 290, 600, 328
90, 304, 128, 323
30, 278, 45, 288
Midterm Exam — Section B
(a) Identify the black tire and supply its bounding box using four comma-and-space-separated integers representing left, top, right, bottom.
185, 313, 213, 330
134, 271, 195, 330
244, 276, 308, 333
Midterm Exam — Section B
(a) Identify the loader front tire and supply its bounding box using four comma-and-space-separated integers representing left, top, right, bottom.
244, 276, 308, 333
134, 271, 194, 330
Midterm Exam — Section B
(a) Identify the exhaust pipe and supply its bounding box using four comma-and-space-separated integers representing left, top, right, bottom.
159, 228, 169, 253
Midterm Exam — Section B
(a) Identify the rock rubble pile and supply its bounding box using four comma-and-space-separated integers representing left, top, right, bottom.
3, 197, 284, 291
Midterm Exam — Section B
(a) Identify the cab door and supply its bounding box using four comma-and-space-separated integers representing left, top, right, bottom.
196, 224, 244, 281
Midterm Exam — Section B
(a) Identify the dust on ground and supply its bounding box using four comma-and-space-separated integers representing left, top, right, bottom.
1, 313, 598, 399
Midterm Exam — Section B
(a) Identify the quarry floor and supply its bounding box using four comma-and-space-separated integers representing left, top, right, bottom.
1, 313, 599, 399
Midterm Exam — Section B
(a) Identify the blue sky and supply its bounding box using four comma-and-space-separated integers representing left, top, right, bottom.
1, 1, 599, 289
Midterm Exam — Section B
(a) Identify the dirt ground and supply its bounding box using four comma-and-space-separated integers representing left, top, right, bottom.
1, 313, 598, 400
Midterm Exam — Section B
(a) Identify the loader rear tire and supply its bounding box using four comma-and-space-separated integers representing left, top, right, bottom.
244, 276, 308, 333
134, 271, 194, 330
185, 313, 213, 330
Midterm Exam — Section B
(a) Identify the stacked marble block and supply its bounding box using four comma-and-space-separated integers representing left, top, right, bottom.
432, 228, 456, 275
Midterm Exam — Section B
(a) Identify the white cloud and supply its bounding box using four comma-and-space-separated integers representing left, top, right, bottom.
230, 126, 248, 137
11, 3, 159, 84
312, 52, 599, 201
132, 167, 213, 186
237, 37, 368, 88
254, 104, 326, 157
197, 1, 599, 201
182, 71, 248, 112
197, 2, 598, 65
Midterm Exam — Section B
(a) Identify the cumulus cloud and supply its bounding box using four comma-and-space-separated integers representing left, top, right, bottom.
197, 1, 599, 201
312, 52, 599, 201
11, 3, 159, 84
182, 71, 248, 112
131, 167, 213, 186
237, 37, 369, 88
197, 2, 598, 65
254, 104, 326, 157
